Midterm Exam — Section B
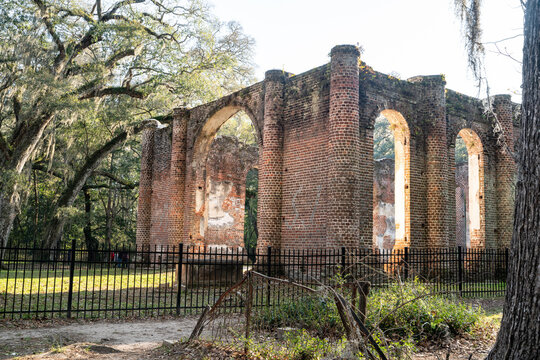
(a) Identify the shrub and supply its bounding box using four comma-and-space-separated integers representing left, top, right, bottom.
367, 280, 482, 342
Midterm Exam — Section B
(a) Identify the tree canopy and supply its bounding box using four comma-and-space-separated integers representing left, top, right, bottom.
0, 0, 255, 249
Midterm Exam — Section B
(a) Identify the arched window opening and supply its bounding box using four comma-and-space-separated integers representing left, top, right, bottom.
455, 129, 485, 248
196, 110, 259, 247
373, 110, 410, 251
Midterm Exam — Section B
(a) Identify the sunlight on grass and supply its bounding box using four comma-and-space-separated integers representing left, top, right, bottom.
0, 269, 176, 295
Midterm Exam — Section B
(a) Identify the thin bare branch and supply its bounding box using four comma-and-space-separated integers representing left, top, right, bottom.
483, 33, 524, 44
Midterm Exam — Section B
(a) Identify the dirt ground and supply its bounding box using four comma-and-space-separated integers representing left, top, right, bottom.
0, 317, 199, 359
0, 320, 496, 360
0, 298, 503, 359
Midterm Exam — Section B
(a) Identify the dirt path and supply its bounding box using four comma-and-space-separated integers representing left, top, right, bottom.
0, 317, 199, 359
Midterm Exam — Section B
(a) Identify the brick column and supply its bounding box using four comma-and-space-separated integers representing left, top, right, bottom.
168, 108, 189, 246
411, 75, 449, 248
257, 70, 286, 248
327, 45, 361, 249
493, 94, 515, 248
136, 120, 158, 249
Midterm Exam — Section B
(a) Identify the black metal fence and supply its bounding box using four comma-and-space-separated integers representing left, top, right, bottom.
0, 242, 508, 320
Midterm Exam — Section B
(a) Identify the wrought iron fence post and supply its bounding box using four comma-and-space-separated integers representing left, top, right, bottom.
67, 239, 76, 318
341, 247, 346, 276
457, 246, 463, 297
404, 247, 409, 281
245, 271, 253, 354
176, 243, 184, 315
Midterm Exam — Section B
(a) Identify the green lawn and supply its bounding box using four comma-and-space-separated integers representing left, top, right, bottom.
0, 265, 506, 320
0, 266, 232, 319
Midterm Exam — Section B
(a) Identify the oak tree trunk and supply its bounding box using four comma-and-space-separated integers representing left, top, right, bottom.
0, 191, 19, 267
487, 0, 540, 358
0, 113, 54, 251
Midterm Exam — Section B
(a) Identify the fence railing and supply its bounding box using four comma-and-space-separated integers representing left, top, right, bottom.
0, 243, 508, 320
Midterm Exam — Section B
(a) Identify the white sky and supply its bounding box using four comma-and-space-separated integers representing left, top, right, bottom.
211, 0, 523, 102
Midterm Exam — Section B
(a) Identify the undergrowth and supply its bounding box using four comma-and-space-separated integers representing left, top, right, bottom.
251, 279, 489, 358
253, 295, 343, 338
368, 280, 483, 342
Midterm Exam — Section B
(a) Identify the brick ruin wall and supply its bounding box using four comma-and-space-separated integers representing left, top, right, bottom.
455, 162, 469, 248
373, 159, 396, 250
136, 45, 519, 251
204, 136, 258, 247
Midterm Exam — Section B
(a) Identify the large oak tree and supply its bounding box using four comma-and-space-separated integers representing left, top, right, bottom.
487, 0, 539, 356
455, 0, 539, 358
0, 0, 254, 251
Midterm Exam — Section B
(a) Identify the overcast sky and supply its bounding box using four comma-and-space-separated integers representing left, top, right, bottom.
211, 0, 523, 102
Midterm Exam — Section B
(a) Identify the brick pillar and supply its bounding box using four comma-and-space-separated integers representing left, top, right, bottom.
168, 108, 189, 246
493, 94, 515, 248
136, 120, 158, 249
257, 70, 286, 248
411, 75, 449, 248
327, 45, 361, 249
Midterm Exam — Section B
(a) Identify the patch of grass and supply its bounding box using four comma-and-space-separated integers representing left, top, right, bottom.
0, 266, 220, 319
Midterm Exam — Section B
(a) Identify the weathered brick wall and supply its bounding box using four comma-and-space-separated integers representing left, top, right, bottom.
150, 125, 172, 248
258, 70, 287, 248
281, 65, 330, 249
455, 162, 469, 248
493, 95, 516, 248
373, 158, 395, 250
135, 121, 157, 248
204, 136, 258, 247
136, 44, 519, 251
168, 109, 188, 248
327, 45, 362, 248
412, 76, 451, 248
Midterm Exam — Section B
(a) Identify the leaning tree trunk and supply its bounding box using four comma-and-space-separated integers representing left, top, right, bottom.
42, 125, 142, 249
487, 1, 540, 358
0, 113, 54, 252
0, 191, 19, 268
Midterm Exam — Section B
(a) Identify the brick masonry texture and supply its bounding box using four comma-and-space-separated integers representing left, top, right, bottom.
258, 70, 287, 248
204, 136, 258, 247
373, 158, 396, 250
136, 45, 519, 251
455, 162, 469, 248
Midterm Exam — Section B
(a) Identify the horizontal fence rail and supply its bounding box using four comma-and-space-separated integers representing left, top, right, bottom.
0, 243, 508, 320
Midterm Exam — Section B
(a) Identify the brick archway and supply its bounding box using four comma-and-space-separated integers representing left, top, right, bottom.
373, 110, 411, 251
190, 107, 261, 246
